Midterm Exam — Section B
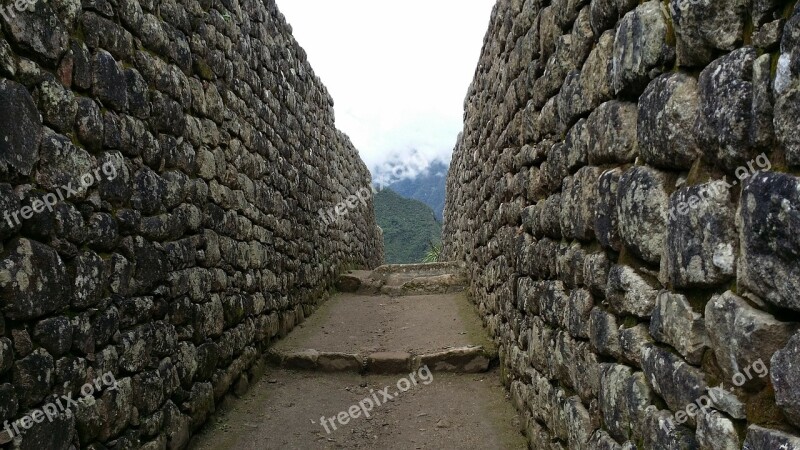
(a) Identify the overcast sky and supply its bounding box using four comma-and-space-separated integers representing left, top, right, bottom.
276, 0, 496, 177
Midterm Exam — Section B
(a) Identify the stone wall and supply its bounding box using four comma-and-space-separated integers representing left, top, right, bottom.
444, 0, 800, 448
0, 0, 383, 448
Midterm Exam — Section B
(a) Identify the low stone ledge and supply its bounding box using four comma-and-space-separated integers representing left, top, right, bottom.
267, 347, 495, 374
268, 349, 320, 370
366, 352, 413, 374
380, 274, 468, 297
418, 346, 493, 373
317, 352, 364, 372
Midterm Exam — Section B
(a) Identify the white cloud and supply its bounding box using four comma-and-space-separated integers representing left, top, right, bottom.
276, 0, 495, 175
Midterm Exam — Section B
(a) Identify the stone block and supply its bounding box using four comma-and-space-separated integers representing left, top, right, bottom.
0, 239, 69, 321
671, 0, 748, 66
605, 265, 659, 318
638, 73, 701, 169
663, 180, 737, 288
695, 48, 767, 169
650, 291, 710, 365
317, 352, 363, 373
612, 1, 674, 95
642, 344, 708, 414
599, 364, 653, 442
366, 352, 412, 374
743, 425, 800, 450
616, 166, 669, 264
560, 166, 601, 241
696, 409, 741, 450
771, 331, 800, 428
419, 347, 491, 373
0, 79, 41, 175
594, 168, 623, 252
586, 101, 638, 165
738, 172, 800, 312
705, 291, 797, 385
589, 307, 621, 358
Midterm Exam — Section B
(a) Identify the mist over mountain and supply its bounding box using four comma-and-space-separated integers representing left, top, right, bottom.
372, 158, 448, 221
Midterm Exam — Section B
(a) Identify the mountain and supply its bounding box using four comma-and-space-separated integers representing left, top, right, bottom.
375, 160, 448, 221
373, 188, 442, 264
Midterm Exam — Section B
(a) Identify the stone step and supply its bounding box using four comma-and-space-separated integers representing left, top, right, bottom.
266, 346, 495, 374
337, 262, 468, 296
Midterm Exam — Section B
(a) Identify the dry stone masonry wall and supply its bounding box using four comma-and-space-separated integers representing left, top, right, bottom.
444, 0, 800, 448
0, 0, 383, 448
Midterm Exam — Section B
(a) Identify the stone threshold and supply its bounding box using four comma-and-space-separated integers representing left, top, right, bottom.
266, 345, 495, 374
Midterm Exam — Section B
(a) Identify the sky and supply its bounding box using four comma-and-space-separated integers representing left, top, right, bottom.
276, 0, 496, 180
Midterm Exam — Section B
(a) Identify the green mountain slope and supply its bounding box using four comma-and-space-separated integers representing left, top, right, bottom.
374, 188, 442, 264
384, 160, 448, 221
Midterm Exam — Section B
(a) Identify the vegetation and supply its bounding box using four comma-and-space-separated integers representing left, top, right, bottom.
374, 188, 442, 264
423, 240, 443, 263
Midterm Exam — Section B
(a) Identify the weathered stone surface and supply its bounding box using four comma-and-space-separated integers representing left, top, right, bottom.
317, 353, 363, 372
92, 50, 128, 111
564, 396, 595, 450
32, 316, 73, 357
670, 0, 748, 66
0, 3, 384, 446
367, 352, 412, 374
34, 79, 77, 134
663, 180, 737, 288
0, 80, 42, 175
743, 425, 800, 450
9, 411, 74, 450
612, 1, 674, 95
640, 406, 700, 450
650, 291, 709, 365
588, 429, 624, 450
707, 385, 746, 420
619, 324, 652, 368
637, 73, 701, 169
738, 172, 800, 312
642, 344, 708, 413
560, 166, 601, 241
583, 251, 610, 298
420, 347, 491, 373
774, 7, 800, 97
598, 364, 653, 442
605, 265, 659, 318
0, 238, 69, 320
586, 101, 638, 165
442, 0, 800, 447
695, 48, 768, 169
567, 288, 593, 339
75, 377, 133, 442
574, 30, 614, 117
696, 409, 741, 450
589, 0, 637, 35
771, 331, 800, 428
0, 1, 69, 66
12, 348, 54, 409
774, 84, 800, 167
705, 292, 797, 384
616, 166, 669, 264
590, 307, 621, 358
0, 338, 12, 375
594, 168, 623, 252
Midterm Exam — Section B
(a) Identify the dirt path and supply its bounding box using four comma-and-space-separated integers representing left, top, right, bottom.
190, 368, 527, 450
272, 292, 494, 355
189, 265, 527, 449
